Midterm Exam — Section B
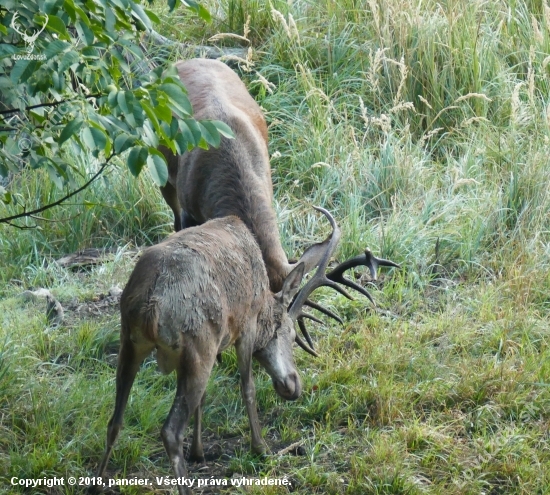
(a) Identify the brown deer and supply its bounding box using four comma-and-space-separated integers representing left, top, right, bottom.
160, 58, 399, 346
97, 208, 344, 494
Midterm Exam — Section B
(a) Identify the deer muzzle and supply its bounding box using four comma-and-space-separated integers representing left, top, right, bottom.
273, 371, 302, 400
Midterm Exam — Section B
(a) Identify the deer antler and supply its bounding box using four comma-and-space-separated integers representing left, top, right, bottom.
288, 207, 342, 355
292, 220, 400, 353
325, 248, 401, 301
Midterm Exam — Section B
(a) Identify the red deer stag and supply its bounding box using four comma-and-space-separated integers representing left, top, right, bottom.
160, 58, 399, 346
97, 208, 343, 494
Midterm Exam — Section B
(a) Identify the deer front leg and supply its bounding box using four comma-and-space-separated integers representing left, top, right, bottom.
236, 338, 267, 455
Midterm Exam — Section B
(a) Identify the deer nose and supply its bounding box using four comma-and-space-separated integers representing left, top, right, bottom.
274, 372, 302, 400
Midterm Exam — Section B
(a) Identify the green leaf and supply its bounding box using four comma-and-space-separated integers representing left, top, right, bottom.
159, 83, 192, 116
46, 15, 70, 39
114, 133, 136, 154
43, 0, 64, 14
140, 100, 161, 134
44, 39, 70, 59
178, 120, 196, 149
81, 126, 108, 156
108, 89, 119, 110
127, 146, 148, 177
75, 20, 94, 45
0, 43, 18, 57
174, 132, 188, 155
59, 118, 83, 145
183, 118, 203, 146
105, 7, 116, 34
81, 127, 94, 150
10, 60, 38, 84
198, 121, 221, 147
145, 9, 161, 24
1, 187, 12, 204
58, 50, 79, 72
44, 160, 64, 189
64, 0, 76, 21
211, 120, 235, 139
155, 103, 173, 124
198, 136, 209, 150
52, 71, 65, 91
182, 0, 212, 22
132, 103, 145, 128
117, 91, 132, 116
147, 149, 168, 186
89, 122, 111, 156
141, 120, 159, 148
131, 3, 153, 30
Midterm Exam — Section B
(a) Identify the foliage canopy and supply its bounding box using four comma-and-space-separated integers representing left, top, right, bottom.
0, 0, 232, 224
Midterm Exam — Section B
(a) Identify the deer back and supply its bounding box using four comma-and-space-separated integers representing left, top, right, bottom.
121, 216, 269, 373
161, 58, 290, 292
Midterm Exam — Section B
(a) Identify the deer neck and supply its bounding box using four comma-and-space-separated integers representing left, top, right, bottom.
244, 193, 290, 294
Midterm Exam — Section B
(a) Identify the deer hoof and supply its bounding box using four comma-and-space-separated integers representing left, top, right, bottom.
251, 442, 268, 457
188, 452, 205, 463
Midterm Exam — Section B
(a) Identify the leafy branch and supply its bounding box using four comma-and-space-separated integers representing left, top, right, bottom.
0, 0, 232, 222
0, 154, 112, 226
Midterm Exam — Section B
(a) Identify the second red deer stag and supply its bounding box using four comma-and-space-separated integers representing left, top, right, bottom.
160, 58, 399, 345
97, 208, 344, 494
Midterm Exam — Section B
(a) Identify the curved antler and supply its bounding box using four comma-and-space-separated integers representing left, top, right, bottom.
288, 207, 341, 321
289, 208, 401, 355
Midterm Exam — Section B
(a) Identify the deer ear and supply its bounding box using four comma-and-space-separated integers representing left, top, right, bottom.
279, 262, 305, 307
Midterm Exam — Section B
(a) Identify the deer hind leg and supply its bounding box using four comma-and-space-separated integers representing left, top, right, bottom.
97, 336, 154, 477
189, 390, 206, 463
161, 347, 217, 495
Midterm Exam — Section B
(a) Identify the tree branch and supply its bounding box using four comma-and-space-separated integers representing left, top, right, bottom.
0, 155, 113, 225
0, 94, 102, 116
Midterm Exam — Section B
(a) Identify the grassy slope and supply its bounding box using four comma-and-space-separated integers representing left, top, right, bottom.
1, 0, 550, 493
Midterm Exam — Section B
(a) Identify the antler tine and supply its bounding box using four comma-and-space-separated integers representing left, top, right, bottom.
327, 273, 375, 304
295, 331, 319, 357
327, 247, 400, 282
296, 298, 344, 357
299, 311, 324, 325
288, 206, 341, 321
34, 14, 49, 38
297, 317, 315, 350
304, 299, 343, 324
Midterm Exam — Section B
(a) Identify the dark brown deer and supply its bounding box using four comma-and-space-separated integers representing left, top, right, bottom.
159, 58, 399, 346
97, 208, 343, 494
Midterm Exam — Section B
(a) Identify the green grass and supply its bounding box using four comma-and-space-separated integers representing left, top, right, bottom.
1, 0, 550, 493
